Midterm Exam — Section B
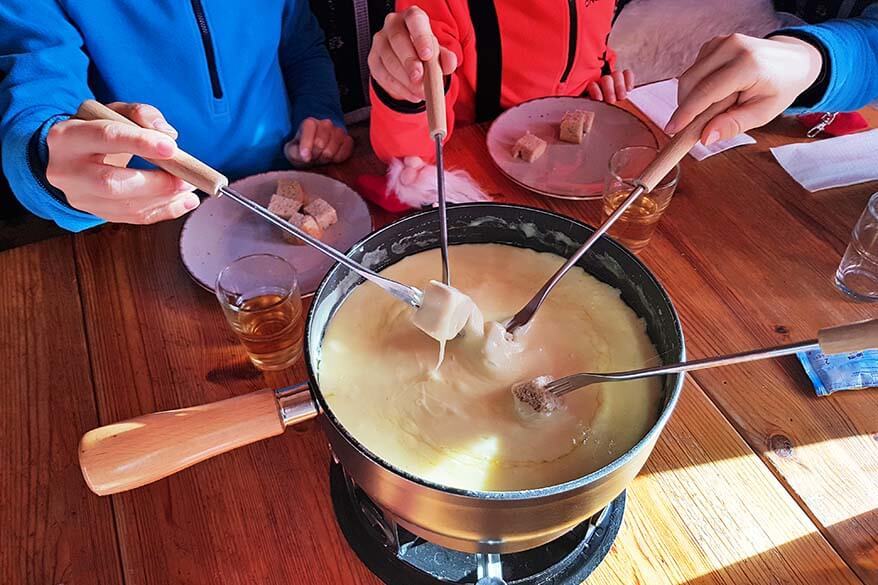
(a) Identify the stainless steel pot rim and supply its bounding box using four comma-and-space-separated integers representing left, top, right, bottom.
305, 202, 685, 501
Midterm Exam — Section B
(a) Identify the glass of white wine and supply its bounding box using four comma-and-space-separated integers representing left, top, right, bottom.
602, 146, 680, 252
215, 254, 304, 370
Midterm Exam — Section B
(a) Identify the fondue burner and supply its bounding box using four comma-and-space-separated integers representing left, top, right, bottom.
330, 463, 625, 585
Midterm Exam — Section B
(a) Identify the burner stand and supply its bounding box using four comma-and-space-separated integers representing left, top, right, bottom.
329, 462, 624, 585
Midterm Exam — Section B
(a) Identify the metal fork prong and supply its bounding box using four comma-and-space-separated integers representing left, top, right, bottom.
546, 379, 581, 397
547, 374, 615, 397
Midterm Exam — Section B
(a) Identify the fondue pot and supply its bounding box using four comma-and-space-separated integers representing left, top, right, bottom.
79, 203, 685, 555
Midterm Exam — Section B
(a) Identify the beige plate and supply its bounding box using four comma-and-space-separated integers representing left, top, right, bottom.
486, 97, 658, 200
179, 170, 373, 296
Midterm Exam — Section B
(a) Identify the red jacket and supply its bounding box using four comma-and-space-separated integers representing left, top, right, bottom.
370, 0, 619, 162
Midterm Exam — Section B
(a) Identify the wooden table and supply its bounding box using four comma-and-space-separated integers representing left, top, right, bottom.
3, 105, 877, 585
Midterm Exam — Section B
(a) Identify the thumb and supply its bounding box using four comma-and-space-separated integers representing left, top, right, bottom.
438, 47, 458, 75
701, 100, 772, 144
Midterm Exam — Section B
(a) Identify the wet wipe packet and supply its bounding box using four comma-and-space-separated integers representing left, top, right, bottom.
797, 349, 878, 396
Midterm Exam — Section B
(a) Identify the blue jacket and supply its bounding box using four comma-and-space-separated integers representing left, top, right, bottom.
781, 4, 878, 114
0, 0, 344, 232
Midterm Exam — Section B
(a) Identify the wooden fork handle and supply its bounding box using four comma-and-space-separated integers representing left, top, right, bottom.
422, 40, 447, 140
638, 96, 737, 192
818, 318, 878, 355
75, 100, 229, 196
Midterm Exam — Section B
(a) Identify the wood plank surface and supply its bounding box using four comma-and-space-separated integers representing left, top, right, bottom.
73, 221, 379, 585
589, 379, 861, 585
66, 114, 872, 584
461, 110, 878, 582
72, 215, 861, 585
640, 121, 878, 582
0, 237, 123, 585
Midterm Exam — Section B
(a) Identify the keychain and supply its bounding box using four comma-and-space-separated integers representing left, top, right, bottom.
806, 112, 838, 138
797, 111, 869, 138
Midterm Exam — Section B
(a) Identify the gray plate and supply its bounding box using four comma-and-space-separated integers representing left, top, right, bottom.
179, 170, 373, 295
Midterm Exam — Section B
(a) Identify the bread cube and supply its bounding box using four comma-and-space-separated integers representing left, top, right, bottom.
267, 193, 301, 218
511, 132, 547, 163
282, 211, 323, 245
303, 198, 338, 230
276, 178, 305, 208
559, 110, 595, 144
511, 376, 560, 414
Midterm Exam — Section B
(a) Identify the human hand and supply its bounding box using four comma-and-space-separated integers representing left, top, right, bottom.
586, 69, 635, 104
46, 102, 198, 224
368, 7, 458, 102
285, 117, 354, 167
665, 33, 823, 144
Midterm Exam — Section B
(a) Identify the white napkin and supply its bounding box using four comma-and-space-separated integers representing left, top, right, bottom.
627, 79, 756, 161
770, 129, 878, 192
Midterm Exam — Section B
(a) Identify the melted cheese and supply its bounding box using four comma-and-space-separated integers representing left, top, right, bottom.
319, 244, 662, 491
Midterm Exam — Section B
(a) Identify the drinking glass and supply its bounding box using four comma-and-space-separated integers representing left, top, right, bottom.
835, 192, 878, 302
215, 254, 305, 370
602, 146, 680, 252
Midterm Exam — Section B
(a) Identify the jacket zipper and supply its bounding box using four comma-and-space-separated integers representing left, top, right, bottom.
190, 0, 224, 99
559, 0, 578, 84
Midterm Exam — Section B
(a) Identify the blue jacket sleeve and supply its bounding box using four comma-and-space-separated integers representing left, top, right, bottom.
279, 0, 346, 134
778, 5, 878, 114
0, 0, 102, 231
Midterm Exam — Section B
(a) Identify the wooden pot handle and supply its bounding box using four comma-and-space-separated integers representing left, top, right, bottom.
638, 96, 737, 192
75, 100, 229, 196
422, 40, 447, 140
79, 388, 284, 496
818, 318, 878, 355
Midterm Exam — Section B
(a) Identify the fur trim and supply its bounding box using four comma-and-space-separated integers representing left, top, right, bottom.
385, 158, 489, 208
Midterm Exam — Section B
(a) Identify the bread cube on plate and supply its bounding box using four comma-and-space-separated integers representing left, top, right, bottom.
559, 110, 594, 144
303, 198, 338, 230
282, 211, 323, 245
267, 193, 301, 218
276, 178, 305, 208
511, 132, 547, 163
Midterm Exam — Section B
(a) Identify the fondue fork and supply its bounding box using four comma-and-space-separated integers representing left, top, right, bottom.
505, 97, 737, 333
75, 100, 424, 309
423, 43, 451, 286
546, 318, 878, 399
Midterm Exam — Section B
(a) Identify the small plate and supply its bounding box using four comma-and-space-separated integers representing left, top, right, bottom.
180, 170, 372, 295
486, 97, 658, 200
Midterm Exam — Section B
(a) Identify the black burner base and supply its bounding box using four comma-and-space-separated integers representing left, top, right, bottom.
330, 462, 624, 585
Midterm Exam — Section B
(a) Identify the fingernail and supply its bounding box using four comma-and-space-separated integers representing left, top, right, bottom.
156, 138, 175, 157
153, 120, 178, 137
664, 121, 678, 135
300, 147, 311, 161
420, 46, 433, 60
410, 68, 421, 81
704, 130, 720, 145
183, 193, 200, 211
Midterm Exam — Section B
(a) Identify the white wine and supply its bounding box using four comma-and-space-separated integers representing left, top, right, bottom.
601, 188, 673, 252
224, 292, 304, 370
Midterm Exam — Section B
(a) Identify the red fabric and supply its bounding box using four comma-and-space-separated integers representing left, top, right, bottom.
355, 174, 412, 213
369, 0, 619, 163
797, 112, 869, 137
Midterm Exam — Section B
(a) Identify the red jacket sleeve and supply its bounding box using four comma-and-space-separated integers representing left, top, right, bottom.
369, 0, 466, 163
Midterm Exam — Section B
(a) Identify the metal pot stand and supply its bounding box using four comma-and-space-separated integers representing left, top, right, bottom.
330, 461, 625, 585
